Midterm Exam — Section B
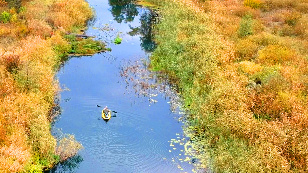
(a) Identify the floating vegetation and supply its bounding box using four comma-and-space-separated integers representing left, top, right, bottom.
113, 35, 122, 44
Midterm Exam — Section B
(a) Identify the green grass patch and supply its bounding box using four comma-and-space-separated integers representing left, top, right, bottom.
64, 34, 107, 55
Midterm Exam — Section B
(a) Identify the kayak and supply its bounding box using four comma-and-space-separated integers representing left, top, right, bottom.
102, 110, 111, 121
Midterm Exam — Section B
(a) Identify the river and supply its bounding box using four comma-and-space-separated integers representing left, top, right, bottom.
50, 0, 194, 172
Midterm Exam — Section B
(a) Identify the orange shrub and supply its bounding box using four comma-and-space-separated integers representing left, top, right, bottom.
231, 5, 257, 17
294, 15, 308, 38
13, 22, 29, 38
0, 24, 11, 37
0, 0, 7, 7
250, 32, 279, 46
48, 0, 93, 31
27, 19, 52, 38
0, 144, 30, 172
283, 11, 301, 26
24, 1, 50, 21
235, 38, 259, 60
2, 54, 20, 73
248, 75, 292, 120
295, 2, 308, 13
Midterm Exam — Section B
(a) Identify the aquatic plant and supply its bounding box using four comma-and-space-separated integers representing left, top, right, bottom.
114, 35, 122, 44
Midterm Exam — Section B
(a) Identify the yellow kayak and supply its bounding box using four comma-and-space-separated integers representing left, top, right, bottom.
102, 110, 111, 121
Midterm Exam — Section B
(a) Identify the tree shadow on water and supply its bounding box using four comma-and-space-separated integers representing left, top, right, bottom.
108, 0, 139, 23
128, 9, 158, 52
47, 155, 83, 173
108, 0, 158, 52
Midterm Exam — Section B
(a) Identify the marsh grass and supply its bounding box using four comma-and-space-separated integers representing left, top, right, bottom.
147, 0, 308, 172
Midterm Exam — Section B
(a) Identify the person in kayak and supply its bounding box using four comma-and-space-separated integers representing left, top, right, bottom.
103, 106, 110, 117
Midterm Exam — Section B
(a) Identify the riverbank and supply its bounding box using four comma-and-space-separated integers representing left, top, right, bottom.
146, 0, 308, 172
0, 0, 106, 171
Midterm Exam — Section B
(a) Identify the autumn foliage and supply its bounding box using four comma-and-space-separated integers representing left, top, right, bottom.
0, 0, 95, 171
146, 0, 308, 171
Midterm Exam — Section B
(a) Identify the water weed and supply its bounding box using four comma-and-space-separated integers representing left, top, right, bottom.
114, 35, 122, 44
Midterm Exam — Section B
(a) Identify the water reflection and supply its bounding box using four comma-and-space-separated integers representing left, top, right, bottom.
108, 0, 139, 23
49, 155, 83, 173
128, 9, 157, 52
109, 0, 157, 52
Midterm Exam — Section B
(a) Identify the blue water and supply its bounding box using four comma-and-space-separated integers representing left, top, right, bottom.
51, 0, 194, 172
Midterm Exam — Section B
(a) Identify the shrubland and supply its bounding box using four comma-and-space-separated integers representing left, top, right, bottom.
146, 0, 308, 171
0, 0, 106, 172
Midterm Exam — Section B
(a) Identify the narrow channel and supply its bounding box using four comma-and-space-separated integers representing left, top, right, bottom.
50, 0, 194, 172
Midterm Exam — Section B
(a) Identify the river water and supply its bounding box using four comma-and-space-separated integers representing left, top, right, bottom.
50, 0, 194, 172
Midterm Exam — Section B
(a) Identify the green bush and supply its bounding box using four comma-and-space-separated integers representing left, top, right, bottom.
64, 35, 106, 55
0, 11, 11, 23
238, 14, 254, 38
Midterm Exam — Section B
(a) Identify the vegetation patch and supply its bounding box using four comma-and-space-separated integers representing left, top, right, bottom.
146, 0, 308, 172
65, 34, 107, 55
113, 35, 123, 44
0, 0, 107, 172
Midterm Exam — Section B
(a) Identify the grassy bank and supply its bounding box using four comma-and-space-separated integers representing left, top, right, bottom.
146, 0, 308, 172
0, 0, 106, 172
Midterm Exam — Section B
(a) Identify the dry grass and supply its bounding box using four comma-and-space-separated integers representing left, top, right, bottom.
48, 0, 93, 30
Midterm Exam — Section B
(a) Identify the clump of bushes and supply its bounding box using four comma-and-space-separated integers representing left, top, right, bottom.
0, 11, 11, 23
2, 54, 20, 73
235, 38, 259, 60
27, 19, 53, 38
55, 134, 83, 162
238, 14, 254, 37
65, 34, 106, 55
48, 0, 93, 30
257, 45, 296, 65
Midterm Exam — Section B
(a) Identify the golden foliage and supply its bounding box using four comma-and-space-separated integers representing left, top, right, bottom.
149, 0, 308, 171
27, 19, 52, 38
257, 45, 296, 65
244, 0, 264, 9
56, 135, 83, 161
48, 0, 93, 30
238, 61, 262, 74
0, 0, 93, 171
235, 38, 259, 60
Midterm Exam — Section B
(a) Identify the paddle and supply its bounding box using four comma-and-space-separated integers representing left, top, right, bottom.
112, 110, 117, 117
